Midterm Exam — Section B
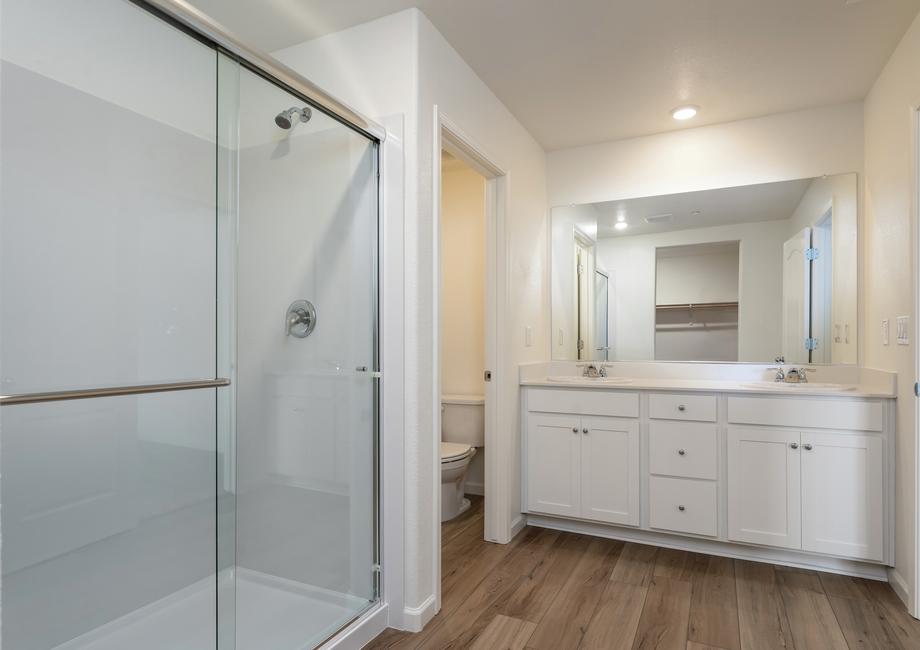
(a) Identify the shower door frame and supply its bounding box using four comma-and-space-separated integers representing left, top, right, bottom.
134, 0, 388, 646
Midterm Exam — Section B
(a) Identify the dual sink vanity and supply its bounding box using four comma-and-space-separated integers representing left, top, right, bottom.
520, 362, 896, 578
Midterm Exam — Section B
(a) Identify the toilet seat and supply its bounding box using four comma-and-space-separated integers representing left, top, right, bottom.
440, 441, 473, 463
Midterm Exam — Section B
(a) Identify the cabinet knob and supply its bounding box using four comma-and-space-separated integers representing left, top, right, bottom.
803, 443, 813, 451
678, 449, 686, 456
582, 427, 589, 434
572, 427, 578, 434
678, 505, 686, 511
790, 442, 799, 449
677, 404, 686, 412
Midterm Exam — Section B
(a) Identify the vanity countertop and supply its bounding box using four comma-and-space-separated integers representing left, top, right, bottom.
520, 376, 896, 398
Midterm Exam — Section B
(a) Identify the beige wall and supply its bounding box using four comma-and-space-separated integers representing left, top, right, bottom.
864, 12, 920, 612
440, 162, 486, 397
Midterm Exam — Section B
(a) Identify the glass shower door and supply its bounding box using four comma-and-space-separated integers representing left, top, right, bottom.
219, 58, 380, 650
1, 1, 224, 648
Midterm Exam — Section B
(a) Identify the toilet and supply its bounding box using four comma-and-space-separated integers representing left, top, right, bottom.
440, 394, 485, 522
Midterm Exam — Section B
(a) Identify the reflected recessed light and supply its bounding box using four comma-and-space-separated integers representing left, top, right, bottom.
614, 222, 629, 231
616, 215, 626, 222
671, 105, 699, 121
691, 210, 702, 216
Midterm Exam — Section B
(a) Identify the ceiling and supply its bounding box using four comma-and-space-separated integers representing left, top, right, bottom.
189, 0, 920, 150
592, 178, 812, 239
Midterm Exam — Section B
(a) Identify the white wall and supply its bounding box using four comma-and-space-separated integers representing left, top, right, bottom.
656, 246, 740, 305
440, 163, 486, 397
596, 221, 787, 362
547, 102, 864, 208
863, 12, 920, 612
276, 8, 548, 626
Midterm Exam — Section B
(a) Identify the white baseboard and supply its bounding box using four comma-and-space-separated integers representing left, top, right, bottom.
321, 603, 389, 650
527, 515, 890, 581
510, 515, 526, 539
465, 481, 484, 496
887, 568, 913, 614
402, 594, 437, 632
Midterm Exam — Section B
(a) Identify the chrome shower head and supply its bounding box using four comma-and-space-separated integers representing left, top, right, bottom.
274, 106, 312, 130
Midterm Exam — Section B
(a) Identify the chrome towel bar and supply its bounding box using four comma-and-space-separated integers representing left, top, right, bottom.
0, 378, 231, 406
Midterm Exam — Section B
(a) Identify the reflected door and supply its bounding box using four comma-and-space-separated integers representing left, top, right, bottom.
782, 227, 812, 363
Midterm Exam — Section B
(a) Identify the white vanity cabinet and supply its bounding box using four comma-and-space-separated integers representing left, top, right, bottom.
726, 395, 886, 562
525, 390, 640, 526
522, 385, 894, 575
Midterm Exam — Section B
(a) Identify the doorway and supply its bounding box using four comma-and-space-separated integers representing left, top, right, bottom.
434, 115, 509, 611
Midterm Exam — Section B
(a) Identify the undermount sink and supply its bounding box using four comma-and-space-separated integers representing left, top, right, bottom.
546, 376, 634, 384
742, 381, 857, 392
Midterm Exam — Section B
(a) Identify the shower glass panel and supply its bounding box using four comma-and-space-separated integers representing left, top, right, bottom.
1, 1, 221, 648
217, 59, 380, 648
2, 1, 379, 649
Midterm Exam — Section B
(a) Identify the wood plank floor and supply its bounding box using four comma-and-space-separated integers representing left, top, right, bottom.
367, 497, 920, 649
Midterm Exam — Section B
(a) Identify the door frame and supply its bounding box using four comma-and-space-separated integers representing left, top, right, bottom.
912, 102, 920, 617
432, 107, 510, 609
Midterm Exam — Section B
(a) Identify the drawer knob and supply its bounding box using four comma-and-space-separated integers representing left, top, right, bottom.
582, 427, 589, 434
678, 505, 686, 511
677, 404, 686, 411
803, 443, 813, 451
572, 427, 578, 434
790, 442, 799, 449
678, 449, 686, 456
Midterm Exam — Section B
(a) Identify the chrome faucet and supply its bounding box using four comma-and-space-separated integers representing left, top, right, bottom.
578, 363, 607, 378
766, 366, 816, 383
767, 366, 786, 382
787, 367, 816, 383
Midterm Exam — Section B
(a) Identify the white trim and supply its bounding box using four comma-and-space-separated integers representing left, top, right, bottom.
890, 568, 912, 609
912, 100, 920, 617
465, 480, 485, 496
401, 594, 438, 633
320, 604, 389, 650
510, 515, 526, 539
378, 115, 408, 630
527, 514, 890, 581
433, 107, 512, 614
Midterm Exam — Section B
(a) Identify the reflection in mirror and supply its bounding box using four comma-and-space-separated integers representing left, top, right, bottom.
550, 173, 857, 364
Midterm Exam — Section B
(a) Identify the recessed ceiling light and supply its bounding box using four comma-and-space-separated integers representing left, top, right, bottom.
616, 215, 626, 222
671, 105, 699, 121
614, 222, 629, 231
691, 210, 702, 216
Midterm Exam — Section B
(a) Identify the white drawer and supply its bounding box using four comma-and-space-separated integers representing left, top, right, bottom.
526, 388, 639, 418
727, 396, 884, 432
649, 421, 718, 480
649, 476, 718, 537
648, 393, 717, 422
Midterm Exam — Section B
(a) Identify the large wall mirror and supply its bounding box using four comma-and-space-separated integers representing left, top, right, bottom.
550, 173, 858, 364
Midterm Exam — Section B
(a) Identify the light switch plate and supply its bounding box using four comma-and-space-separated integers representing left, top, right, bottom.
882, 319, 890, 345
897, 316, 910, 345
524, 326, 533, 347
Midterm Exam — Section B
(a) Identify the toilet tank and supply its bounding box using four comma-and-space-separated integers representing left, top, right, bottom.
441, 394, 485, 447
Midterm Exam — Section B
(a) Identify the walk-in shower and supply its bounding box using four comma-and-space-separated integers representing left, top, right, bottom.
0, 1, 381, 649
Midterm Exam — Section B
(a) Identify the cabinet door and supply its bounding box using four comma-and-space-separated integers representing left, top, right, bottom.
802, 432, 884, 561
526, 413, 581, 517
580, 416, 640, 525
727, 427, 801, 549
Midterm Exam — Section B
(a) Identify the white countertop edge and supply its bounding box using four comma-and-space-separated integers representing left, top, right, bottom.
520, 378, 896, 399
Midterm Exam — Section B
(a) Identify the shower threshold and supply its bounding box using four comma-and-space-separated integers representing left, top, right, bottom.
52, 568, 372, 650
